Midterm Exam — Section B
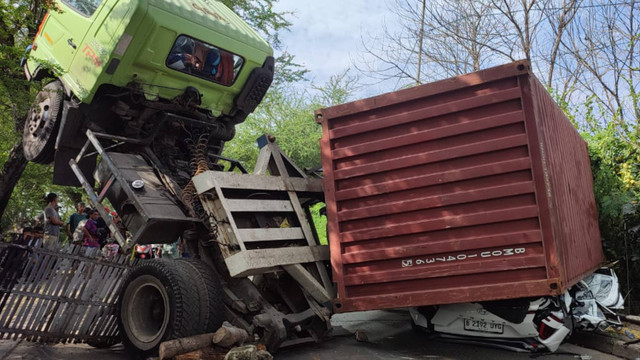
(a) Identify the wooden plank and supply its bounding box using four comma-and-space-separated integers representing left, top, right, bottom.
286, 190, 334, 297
79, 261, 115, 337
213, 187, 246, 252
88, 266, 120, 337
71, 258, 102, 337
0, 243, 132, 344
237, 228, 305, 242
32, 245, 77, 341
226, 246, 330, 277
26, 255, 63, 341
54, 251, 89, 337
11, 249, 53, 336
0, 245, 45, 337
282, 264, 331, 303
49, 247, 86, 336
226, 199, 294, 212
198, 194, 240, 257
51, 246, 88, 340
11, 250, 56, 339
253, 143, 273, 175
192, 171, 323, 194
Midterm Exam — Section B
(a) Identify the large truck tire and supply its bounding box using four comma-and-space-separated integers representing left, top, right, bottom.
175, 258, 225, 332
118, 259, 203, 357
23, 80, 64, 164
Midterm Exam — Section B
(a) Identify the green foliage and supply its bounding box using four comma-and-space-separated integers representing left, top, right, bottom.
273, 52, 309, 88
224, 70, 358, 171
310, 202, 327, 245
584, 126, 640, 312
224, 89, 321, 171
554, 86, 640, 311
0, 162, 83, 231
223, 71, 357, 245
221, 0, 292, 49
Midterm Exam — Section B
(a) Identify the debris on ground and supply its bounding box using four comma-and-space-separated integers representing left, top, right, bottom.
213, 322, 250, 348
223, 345, 273, 360
159, 333, 216, 360
155, 322, 264, 360
354, 329, 368, 342
173, 348, 225, 360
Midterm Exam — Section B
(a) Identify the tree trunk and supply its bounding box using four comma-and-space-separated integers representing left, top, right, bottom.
0, 141, 28, 225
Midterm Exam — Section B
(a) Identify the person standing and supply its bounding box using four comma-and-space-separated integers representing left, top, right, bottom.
66, 202, 86, 239
82, 209, 101, 248
43, 193, 64, 249
71, 208, 91, 246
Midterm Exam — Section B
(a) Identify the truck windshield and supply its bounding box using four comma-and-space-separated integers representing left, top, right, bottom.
166, 35, 244, 87
63, 0, 103, 16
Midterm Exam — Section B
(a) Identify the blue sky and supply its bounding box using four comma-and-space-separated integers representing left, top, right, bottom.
273, 0, 393, 95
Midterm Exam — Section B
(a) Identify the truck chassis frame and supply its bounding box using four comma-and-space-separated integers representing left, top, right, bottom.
68, 129, 334, 351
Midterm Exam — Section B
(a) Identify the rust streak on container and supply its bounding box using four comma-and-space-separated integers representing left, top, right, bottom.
316, 60, 604, 313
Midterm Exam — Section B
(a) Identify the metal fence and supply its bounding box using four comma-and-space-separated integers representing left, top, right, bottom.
0, 241, 136, 344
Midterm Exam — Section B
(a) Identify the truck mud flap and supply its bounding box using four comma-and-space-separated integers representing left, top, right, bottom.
53, 100, 95, 187
53, 147, 95, 187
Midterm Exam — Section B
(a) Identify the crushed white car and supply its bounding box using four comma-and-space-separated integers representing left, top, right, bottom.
410, 268, 624, 352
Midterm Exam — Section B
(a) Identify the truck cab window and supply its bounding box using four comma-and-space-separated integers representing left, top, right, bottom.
166, 35, 244, 86
63, 0, 103, 16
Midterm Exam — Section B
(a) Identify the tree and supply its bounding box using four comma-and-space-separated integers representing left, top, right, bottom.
355, 0, 582, 92
0, 0, 47, 227
561, 0, 639, 144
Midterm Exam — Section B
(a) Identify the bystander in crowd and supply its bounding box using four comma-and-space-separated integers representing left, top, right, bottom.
43, 193, 64, 248
82, 209, 101, 248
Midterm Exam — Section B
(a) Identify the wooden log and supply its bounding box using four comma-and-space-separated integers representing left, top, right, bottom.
622, 314, 640, 326
158, 333, 215, 360
212, 322, 249, 348
175, 348, 226, 360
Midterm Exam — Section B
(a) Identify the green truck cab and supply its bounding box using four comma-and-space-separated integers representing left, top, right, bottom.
23, 0, 274, 185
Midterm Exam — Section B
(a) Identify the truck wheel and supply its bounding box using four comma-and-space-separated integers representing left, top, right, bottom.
118, 259, 202, 357
176, 258, 225, 332
23, 80, 64, 164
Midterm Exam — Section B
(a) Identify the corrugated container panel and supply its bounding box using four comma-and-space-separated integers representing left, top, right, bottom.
316, 60, 604, 313
527, 77, 604, 286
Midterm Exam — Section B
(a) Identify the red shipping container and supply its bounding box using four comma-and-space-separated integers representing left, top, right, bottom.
316, 60, 604, 313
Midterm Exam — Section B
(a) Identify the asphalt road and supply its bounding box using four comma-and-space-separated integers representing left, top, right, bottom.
0, 310, 621, 360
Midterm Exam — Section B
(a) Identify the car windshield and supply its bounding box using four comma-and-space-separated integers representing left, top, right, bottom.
166, 35, 244, 87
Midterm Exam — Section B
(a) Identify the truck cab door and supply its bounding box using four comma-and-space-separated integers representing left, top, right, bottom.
39, 0, 105, 72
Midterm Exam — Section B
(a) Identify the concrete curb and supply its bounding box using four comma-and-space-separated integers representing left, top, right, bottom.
569, 331, 640, 359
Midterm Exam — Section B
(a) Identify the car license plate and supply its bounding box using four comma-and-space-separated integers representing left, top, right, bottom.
463, 318, 504, 334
